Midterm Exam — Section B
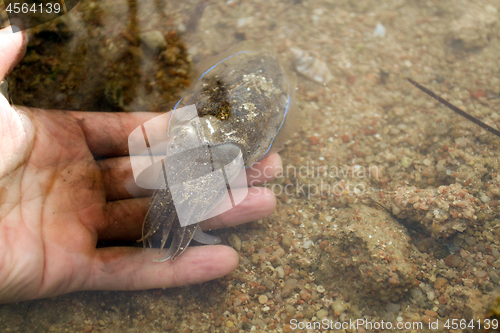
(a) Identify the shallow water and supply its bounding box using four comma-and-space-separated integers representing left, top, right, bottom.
1, 0, 500, 332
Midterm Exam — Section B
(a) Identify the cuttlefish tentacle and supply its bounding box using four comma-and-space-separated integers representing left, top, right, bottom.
139, 188, 175, 247
144, 184, 222, 261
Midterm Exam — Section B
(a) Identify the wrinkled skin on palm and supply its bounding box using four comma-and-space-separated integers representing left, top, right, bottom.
141, 45, 298, 261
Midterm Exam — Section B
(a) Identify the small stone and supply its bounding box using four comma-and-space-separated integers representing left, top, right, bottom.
434, 245, 450, 259
302, 240, 313, 249
434, 277, 448, 290
386, 302, 400, 313
302, 308, 314, 319
465, 236, 476, 246
300, 290, 312, 302
317, 309, 329, 320
374, 22, 386, 37
262, 279, 275, 290
285, 304, 296, 314
281, 285, 295, 298
226, 321, 234, 328
475, 270, 488, 278
276, 266, 285, 279
228, 233, 242, 251
401, 156, 412, 168
416, 237, 435, 253
309, 136, 320, 145
331, 301, 346, 314
444, 255, 462, 268
98, 320, 105, 326
438, 296, 448, 305
251, 254, 260, 264
424, 310, 438, 317
138, 31, 167, 54
285, 278, 298, 288
489, 271, 500, 284
282, 234, 292, 249
258, 295, 268, 304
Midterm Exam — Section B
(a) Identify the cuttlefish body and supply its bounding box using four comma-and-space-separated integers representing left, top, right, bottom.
140, 44, 298, 261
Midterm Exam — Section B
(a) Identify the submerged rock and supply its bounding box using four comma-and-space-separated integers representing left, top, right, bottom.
450, 4, 498, 50
388, 184, 481, 238
317, 205, 417, 302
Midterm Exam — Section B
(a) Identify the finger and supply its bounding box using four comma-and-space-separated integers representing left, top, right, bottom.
85, 245, 238, 291
98, 156, 153, 201
70, 111, 171, 158
99, 153, 282, 201
97, 186, 275, 240
0, 26, 28, 80
200, 186, 276, 231
246, 153, 282, 186
98, 197, 150, 241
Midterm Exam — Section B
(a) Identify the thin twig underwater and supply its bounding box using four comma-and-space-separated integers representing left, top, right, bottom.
407, 78, 500, 138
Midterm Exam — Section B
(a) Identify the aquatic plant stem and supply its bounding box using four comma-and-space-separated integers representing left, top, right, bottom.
407, 78, 500, 137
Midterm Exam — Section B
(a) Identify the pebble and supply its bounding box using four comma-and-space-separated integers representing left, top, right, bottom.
317, 309, 329, 320
285, 305, 296, 314
331, 301, 346, 314
434, 277, 448, 290
251, 254, 260, 264
424, 310, 438, 317
275, 266, 285, 279
465, 236, 476, 246
228, 234, 242, 251
401, 156, 412, 168
281, 285, 295, 298
475, 270, 488, 279
386, 302, 400, 313
417, 238, 435, 252
374, 22, 386, 37
300, 290, 312, 302
138, 31, 167, 54
303, 240, 313, 249
258, 295, 268, 304
444, 255, 462, 268
285, 278, 298, 288
281, 234, 292, 249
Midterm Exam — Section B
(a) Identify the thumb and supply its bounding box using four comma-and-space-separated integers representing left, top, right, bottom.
0, 25, 28, 81
0, 27, 33, 178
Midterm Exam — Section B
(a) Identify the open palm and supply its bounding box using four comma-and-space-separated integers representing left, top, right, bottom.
0, 28, 280, 304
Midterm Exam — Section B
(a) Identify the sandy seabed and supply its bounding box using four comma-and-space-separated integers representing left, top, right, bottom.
1, 0, 500, 332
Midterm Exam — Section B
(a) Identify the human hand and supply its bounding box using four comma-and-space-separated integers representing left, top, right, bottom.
0, 26, 282, 304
